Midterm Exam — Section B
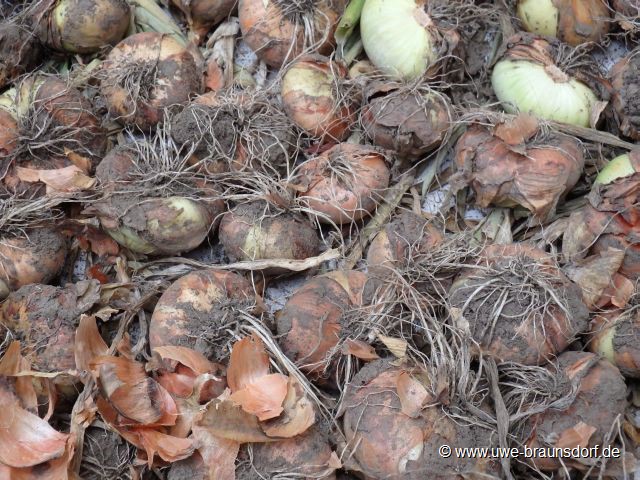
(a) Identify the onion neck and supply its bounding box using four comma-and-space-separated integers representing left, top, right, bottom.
544, 64, 569, 83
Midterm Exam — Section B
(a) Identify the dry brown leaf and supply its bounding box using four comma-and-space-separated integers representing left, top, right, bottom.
195, 399, 276, 443
229, 373, 288, 421
74, 316, 108, 374
16, 165, 96, 194
396, 372, 429, 418
63, 147, 92, 173
0, 342, 38, 413
554, 421, 596, 449
377, 334, 407, 358
227, 335, 270, 392
153, 346, 218, 376
192, 426, 239, 480
341, 339, 379, 361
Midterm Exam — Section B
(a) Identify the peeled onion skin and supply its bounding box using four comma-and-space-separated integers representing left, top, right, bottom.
0, 228, 68, 301
170, 0, 236, 43
296, 143, 390, 225
523, 351, 627, 471
590, 310, 640, 378
100, 32, 201, 130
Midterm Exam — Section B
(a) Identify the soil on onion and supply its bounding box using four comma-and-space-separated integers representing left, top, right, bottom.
171, 105, 237, 158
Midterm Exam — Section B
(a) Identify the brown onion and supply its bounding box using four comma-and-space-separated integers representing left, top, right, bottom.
589, 308, 640, 377
100, 32, 201, 130
170, 0, 236, 42
238, 0, 344, 68
149, 270, 257, 362
611, 51, 640, 140
281, 55, 355, 141
361, 81, 452, 160
454, 115, 584, 219
0, 23, 43, 89
449, 243, 589, 365
295, 143, 390, 225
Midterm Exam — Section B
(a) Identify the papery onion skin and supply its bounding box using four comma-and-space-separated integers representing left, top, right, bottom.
517, 0, 610, 46
0, 108, 19, 157
0, 23, 43, 89
611, 53, 640, 140
171, 0, 236, 42
0, 228, 68, 301
281, 55, 355, 141
590, 310, 640, 378
100, 32, 201, 130
296, 143, 390, 225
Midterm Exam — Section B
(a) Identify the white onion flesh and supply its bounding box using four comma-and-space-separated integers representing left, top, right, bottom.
595, 154, 634, 185
517, 0, 559, 38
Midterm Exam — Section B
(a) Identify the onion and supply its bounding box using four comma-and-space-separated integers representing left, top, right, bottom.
100, 32, 201, 130
360, 0, 454, 81
295, 143, 390, 225
238, 0, 344, 68
454, 114, 584, 219
219, 201, 321, 263
149, 270, 257, 362
491, 35, 600, 127
590, 308, 640, 377
170, 0, 236, 42
610, 51, 640, 140
281, 55, 355, 141
360, 80, 452, 160
449, 243, 589, 365
38, 0, 131, 53
522, 351, 627, 471
516, 0, 610, 46
276, 270, 371, 382
0, 280, 100, 395
0, 23, 43, 89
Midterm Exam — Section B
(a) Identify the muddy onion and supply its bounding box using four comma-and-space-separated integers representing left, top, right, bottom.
454, 116, 584, 219
0, 22, 43, 89
171, 0, 236, 42
361, 81, 452, 160
523, 351, 627, 471
296, 143, 390, 225
100, 32, 201, 130
590, 309, 640, 377
610, 51, 640, 140
281, 55, 355, 141
276, 271, 371, 382
219, 201, 321, 263
149, 270, 257, 361
238, 0, 344, 68
449, 244, 589, 365
516, 0, 610, 46
491, 35, 599, 127
39, 0, 131, 53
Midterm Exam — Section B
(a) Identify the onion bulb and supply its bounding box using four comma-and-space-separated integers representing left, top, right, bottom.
611, 51, 640, 140
0, 23, 43, 89
37, 0, 131, 53
360, 0, 453, 81
219, 201, 321, 263
516, 0, 610, 46
281, 55, 355, 141
361, 80, 452, 160
238, 0, 345, 68
449, 243, 589, 365
590, 309, 640, 377
149, 270, 257, 361
522, 351, 627, 471
170, 0, 236, 42
491, 35, 600, 127
454, 115, 584, 219
295, 143, 390, 225
100, 32, 201, 130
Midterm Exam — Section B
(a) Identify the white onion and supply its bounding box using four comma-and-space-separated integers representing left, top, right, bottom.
517, 0, 559, 38
595, 154, 634, 185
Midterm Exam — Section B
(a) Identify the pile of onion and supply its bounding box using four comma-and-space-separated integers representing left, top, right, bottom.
491, 34, 601, 127
522, 351, 627, 472
611, 50, 640, 140
449, 243, 589, 365
294, 143, 390, 225
360, 80, 452, 161
454, 114, 584, 220
238, 0, 345, 67
516, 0, 610, 46
35, 0, 131, 53
276, 270, 371, 383
219, 201, 321, 263
281, 55, 355, 141
170, 0, 236, 42
100, 32, 201, 130
0, 21, 43, 89
149, 269, 257, 361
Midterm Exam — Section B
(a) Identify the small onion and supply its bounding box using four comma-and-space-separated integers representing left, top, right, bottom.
281, 55, 355, 141
149, 270, 257, 361
523, 351, 627, 471
449, 243, 589, 365
0, 23, 43, 89
295, 143, 390, 225
39, 0, 131, 53
100, 32, 201, 130
170, 0, 236, 42
516, 0, 610, 46
491, 35, 599, 127
276, 270, 371, 382
238, 0, 344, 68
590, 309, 640, 377
611, 51, 640, 140
360, 81, 452, 160
219, 201, 321, 263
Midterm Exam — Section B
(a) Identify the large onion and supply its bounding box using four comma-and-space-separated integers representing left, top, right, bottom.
611, 50, 640, 140
295, 143, 390, 225
590, 308, 640, 377
170, 0, 236, 42
516, 0, 610, 46
449, 243, 589, 365
491, 35, 600, 127
100, 32, 201, 130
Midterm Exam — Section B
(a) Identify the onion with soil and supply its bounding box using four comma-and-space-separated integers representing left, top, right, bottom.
100, 32, 201, 130
219, 201, 321, 263
610, 50, 640, 141
170, 0, 236, 42
295, 143, 390, 225
238, 0, 345, 68
449, 243, 589, 365
360, 80, 452, 160
0, 21, 43, 89
590, 307, 640, 377
516, 0, 610, 46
